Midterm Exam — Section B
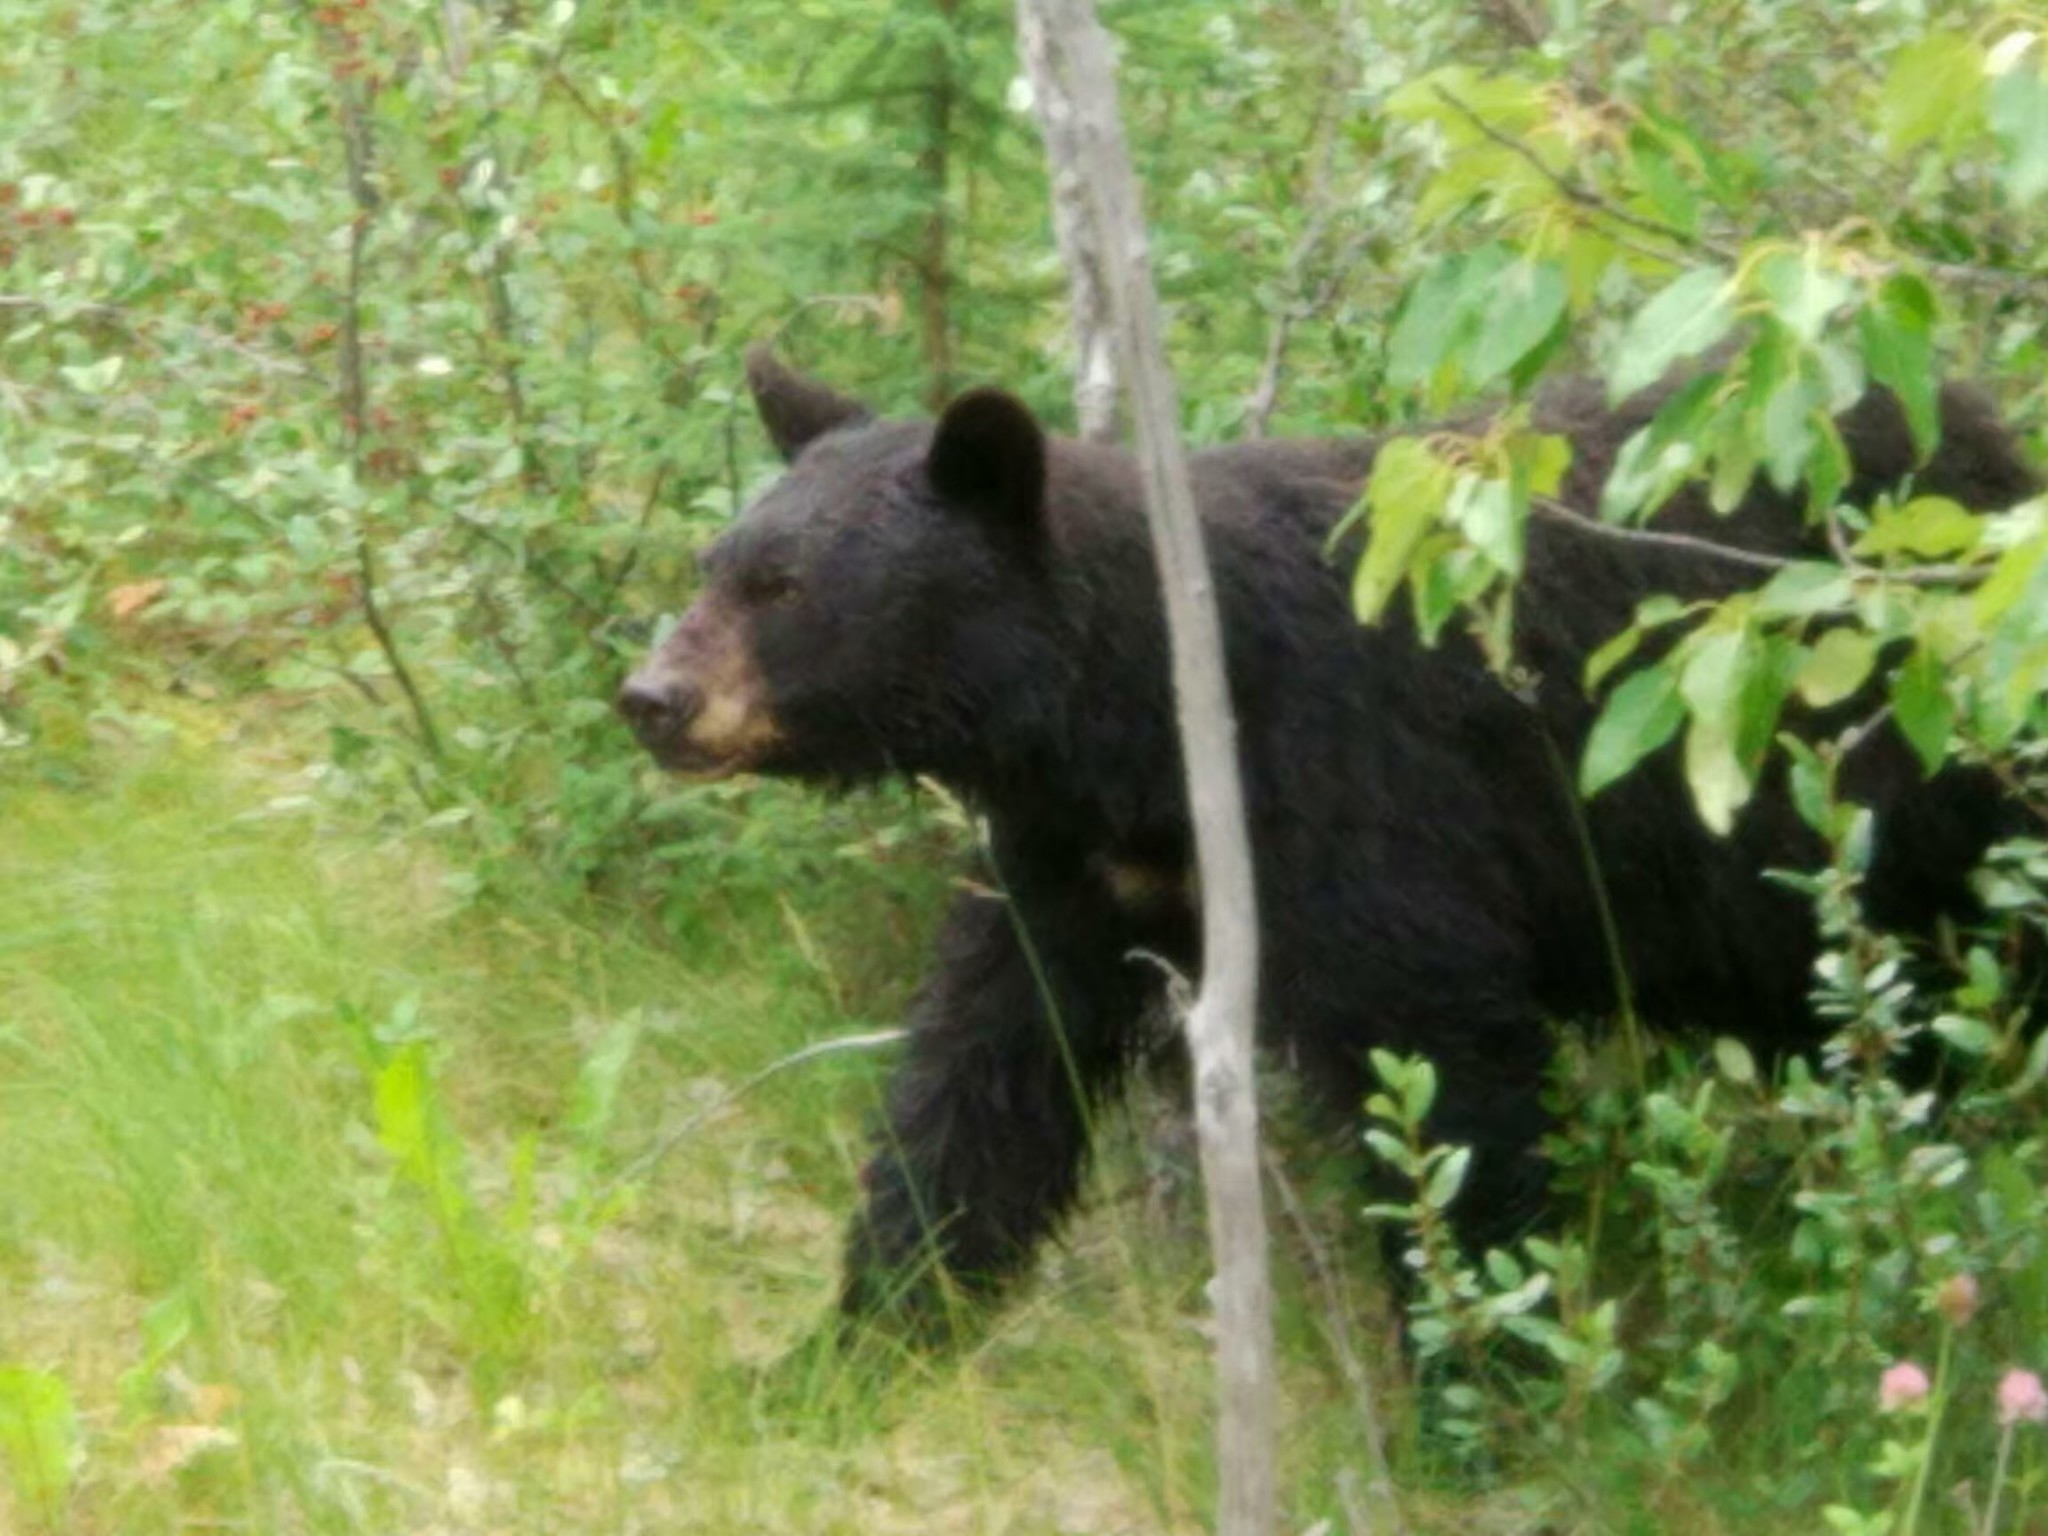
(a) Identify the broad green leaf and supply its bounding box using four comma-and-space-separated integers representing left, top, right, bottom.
1860, 275, 1940, 458
1609, 267, 1734, 401
1424, 1146, 1472, 1210
1585, 622, 1644, 692
1854, 496, 1983, 560
1409, 534, 1475, 647
1627, 123, 1700, 236
1467, 260, 1568, 386
1600, 372, 1719, 523
1388, 246, 1510, 392
1713, 1036, 1757, 1085
1678, 627, 1761, 832
1446, 473, 1523, 576
1782, 734, 1835, 834
1890, 643, 1955, 775
1931, 1013, 2001, 1056
1805, 415, 1850, 517
1511, 431, 1574, 500
1973, 530, 2048, 629
1991, 66, 2048, 205
1387, 259, 1475, 389
1795, 629, 1879, 708
1755, 562, 1852, 619
1707, 430, 1760, 515
1678, 627, 1750, 729
1683, 715, 1751, 835
1758, 250, 1851, 344
1760, 371, 1822, 492
1581, 662, 1685, 798
1354, 438, 1453, 623
1878, 33, 1987, 156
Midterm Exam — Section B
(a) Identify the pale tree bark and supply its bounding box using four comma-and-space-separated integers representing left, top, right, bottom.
1016, 5, 1119, 442
1015, 4, 1276, 1532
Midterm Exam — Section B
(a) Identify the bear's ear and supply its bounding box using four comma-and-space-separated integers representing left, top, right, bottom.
745, 344, 874, 461
927, 388, 1046, 531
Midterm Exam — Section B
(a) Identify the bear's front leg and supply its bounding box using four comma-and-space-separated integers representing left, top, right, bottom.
840, 877, 1150, 1338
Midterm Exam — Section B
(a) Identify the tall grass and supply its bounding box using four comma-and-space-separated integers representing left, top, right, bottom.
0, 736, 1274, 1533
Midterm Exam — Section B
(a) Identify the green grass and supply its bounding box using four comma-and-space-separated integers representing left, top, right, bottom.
14, 724, 1973, 1535
0, 727, 1418, 1533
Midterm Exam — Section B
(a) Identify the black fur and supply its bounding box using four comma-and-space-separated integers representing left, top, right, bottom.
634, 358, 2040, 1329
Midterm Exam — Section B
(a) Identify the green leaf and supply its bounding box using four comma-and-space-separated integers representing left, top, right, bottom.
1760, 369, 1823, 492
1467, 260, 1569, 386
1511, 431, 1574, 500
1973, 530, 2048, 630
1991, 65, 2048, 205
1354, 438, 1454, 623
1890, 643, 1955, 775
1860, 275, 1940, 459
1755, 562, 1852, 619
1782, 734, 1836, 834
1712, 1036, 1757, 1085
1878, 33, 1988, 156
1600, 372, 1719, 524
1627, 122, 1700, 236
1609, 267, 1734, 401
1796, 629, 1879, 709
1707, 430, 1759, 514
1581, 663, 1685, 798
1758, 251, 1851, 344
1446, 473, 1523, 577
1805, 415, 1850, 518
1388, 246, 1511, 393
1931, 1013, 2001, 1057
1855, 496, 1983, 560
1424, 1146, 1473, 1210
1584, 623, 1644, 692
1387, 259, 1475, 390
1678, 627, 1761, 833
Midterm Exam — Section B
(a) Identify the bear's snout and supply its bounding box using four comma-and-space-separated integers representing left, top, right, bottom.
617, 671, 703, 755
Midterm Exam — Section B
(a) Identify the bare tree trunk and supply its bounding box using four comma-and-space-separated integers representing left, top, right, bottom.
1016, 6, 1119, 442
1015, 4, 1275, 1531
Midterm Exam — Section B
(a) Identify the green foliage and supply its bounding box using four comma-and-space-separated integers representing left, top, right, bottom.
1366, 765, 2048, 1511
7, 0, 2048, 1529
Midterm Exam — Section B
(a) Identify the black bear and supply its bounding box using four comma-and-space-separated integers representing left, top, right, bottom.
618, 346, 2037, 1328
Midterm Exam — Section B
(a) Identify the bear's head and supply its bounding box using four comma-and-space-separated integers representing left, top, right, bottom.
618, 348, 1070, 787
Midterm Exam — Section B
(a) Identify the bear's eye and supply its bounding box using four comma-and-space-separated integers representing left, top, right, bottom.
740, 569, 801, 608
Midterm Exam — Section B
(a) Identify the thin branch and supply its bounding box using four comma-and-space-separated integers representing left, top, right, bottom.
1531, 495, 1791, 573
304, 2, 446, 763
1431, 84, 1727, 263
1532, 495, 1986, 588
